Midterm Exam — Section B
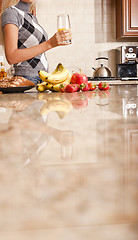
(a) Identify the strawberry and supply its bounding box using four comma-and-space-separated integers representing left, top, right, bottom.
102, 83, 110, 91
98, 82, 110, 91
76, 84, 80, 91
65, 84, 78, 93
98, 82, 103, 90
59, 83, 66, 92
88, 82, 97, 91
80, 83, 90, 91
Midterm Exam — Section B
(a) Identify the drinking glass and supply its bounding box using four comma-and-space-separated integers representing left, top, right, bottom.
57, 14, 71, 44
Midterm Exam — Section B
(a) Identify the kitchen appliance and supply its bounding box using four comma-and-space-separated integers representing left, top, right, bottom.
116, 46, 138, 64
88, 77, 116, 81
116, 46, 138, 78
92, 57, 112, 78
117, 63, 137, 78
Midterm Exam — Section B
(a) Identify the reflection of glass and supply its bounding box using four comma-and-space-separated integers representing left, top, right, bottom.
57, 14, 71, 44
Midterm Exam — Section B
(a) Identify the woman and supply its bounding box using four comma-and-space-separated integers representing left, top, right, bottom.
1, 0, 72, 84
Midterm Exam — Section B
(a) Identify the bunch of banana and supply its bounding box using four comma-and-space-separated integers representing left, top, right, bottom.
37, 63, 71, 92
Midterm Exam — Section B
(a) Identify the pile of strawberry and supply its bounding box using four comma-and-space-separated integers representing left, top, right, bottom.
59, 72, 110, 93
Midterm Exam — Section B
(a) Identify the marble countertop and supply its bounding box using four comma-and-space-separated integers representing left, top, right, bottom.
0, 85, 138, 240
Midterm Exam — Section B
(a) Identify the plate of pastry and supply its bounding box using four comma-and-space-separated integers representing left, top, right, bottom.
0, 76, 35, 93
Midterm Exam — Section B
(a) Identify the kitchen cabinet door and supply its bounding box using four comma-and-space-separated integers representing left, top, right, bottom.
116, 0, 138, 38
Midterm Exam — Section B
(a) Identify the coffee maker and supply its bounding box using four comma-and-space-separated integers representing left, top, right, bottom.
116, 46, 138, 78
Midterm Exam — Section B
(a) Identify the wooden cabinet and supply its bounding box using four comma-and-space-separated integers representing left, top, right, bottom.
116, 0, 138, 38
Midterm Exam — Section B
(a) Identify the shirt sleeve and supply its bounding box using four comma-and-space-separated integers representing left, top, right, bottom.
1, 7, 20, 29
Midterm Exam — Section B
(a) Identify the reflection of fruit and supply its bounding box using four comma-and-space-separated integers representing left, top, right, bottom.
64, 92, 78, 101
65, 92, 89, 110
98, 90, 110, 98
39, 63, 71, 85
88, 91, 97, 99
37, 92, 67, 102
40, 99, 72, 119
71, 72, 88, 85
71, 98, 88, 110
81, 91, 91, 98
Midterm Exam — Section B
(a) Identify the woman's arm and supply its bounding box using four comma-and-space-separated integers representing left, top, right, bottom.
3, 23, 72, 65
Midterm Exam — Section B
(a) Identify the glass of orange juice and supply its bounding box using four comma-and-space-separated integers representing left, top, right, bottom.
57, 14, 71, 44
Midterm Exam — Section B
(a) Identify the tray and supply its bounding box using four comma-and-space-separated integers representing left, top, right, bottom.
0, 86, 35, 93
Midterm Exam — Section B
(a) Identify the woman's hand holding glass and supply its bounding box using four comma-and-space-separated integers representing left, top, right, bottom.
49, 29, 72, 48
48, 14, 72, 48
57, 14, 72, 44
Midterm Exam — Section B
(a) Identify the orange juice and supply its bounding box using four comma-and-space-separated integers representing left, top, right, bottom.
58, 28, 70, 32
58, 28, 72, 43
57, 14, 72, 43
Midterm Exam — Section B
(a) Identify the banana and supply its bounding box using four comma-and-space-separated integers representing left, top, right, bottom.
38, 63, 63, 81
50, 73, 71, 92
36, 72, 71, 93
36, 82, 53, 92
45, 83, 55, 90
36, 83, 48, 92
51, 63, 64, 74
38, 71, 50, 82
39, 63, 71, 85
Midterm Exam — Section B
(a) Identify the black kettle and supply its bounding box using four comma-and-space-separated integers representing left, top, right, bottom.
92, 57, 111, 78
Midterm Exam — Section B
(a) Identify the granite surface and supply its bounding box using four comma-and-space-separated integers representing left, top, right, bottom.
0, 85, 138, 240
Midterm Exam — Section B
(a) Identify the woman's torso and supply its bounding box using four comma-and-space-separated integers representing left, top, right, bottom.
1, 3, 49, 77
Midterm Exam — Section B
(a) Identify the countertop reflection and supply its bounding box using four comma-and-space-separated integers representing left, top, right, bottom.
0, 85, 138, 240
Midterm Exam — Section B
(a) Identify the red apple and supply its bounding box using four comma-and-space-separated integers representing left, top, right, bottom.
71, 72, 88, 85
